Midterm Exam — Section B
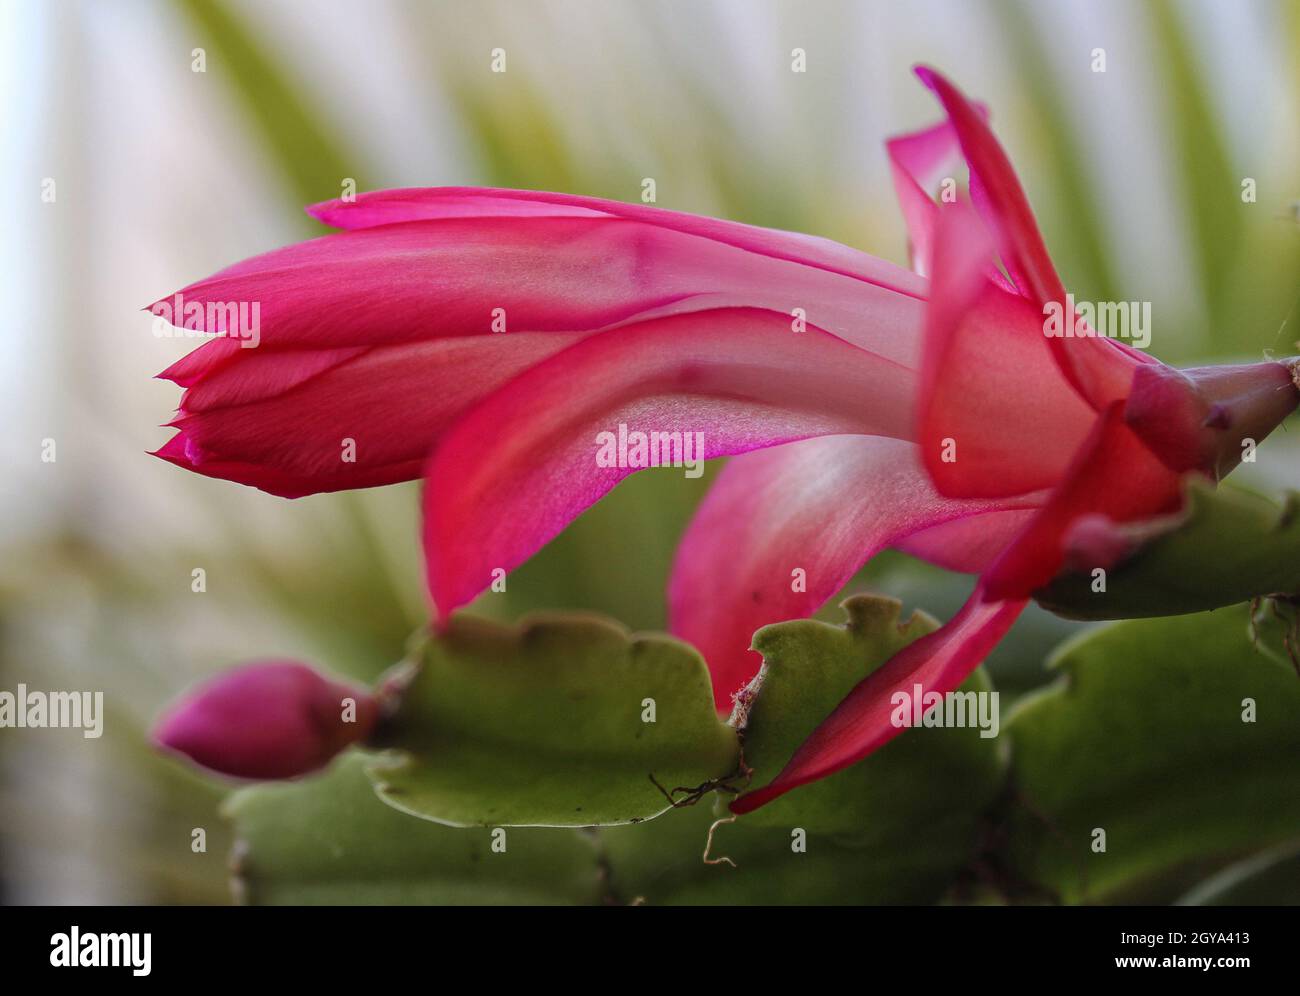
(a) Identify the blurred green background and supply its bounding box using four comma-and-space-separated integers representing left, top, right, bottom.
1, 0, 1298, 903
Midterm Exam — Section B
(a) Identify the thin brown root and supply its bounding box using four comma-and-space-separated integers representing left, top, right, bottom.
649, 773, 721, 809
703, 815, 737, 868
1266, 597, 1300, 677
648, 761, 753, 809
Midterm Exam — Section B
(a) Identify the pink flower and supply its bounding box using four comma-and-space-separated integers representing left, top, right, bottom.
152, 67, 1297, 809
150, 85, 1049, 698
152, 661, 378, 779
730, 68, 1298, 813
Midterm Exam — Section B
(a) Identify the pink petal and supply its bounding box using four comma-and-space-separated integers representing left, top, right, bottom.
150, 432, 415, 498
306, 186, 927, 298
980, 401, 1184, 601
913, 65, 1148, 410
151, 216, 810, 352
913, 66, 1062, 307
886, 104, 988, 277
160, 333, 579, 497
157, 337, 245, 387
177, 346, 372, 412
153, 200, 935, 497
748, 358, 1294, 811
917, 202, 1096, 498
668, 434, 1039, 709
422, 308, 918, 616
731, 585, 1026, 814
895, 505, 1040, 573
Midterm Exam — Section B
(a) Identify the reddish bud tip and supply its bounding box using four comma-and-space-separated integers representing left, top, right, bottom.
1125, 360, 1299, 479
152, 661, 379, 780
1061, 514, 1136, 573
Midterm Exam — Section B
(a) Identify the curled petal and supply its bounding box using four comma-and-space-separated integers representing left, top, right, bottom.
886, 103, 991, 278
668, 435, 1039, 709
918, 202, 1096, 499
981, 402, 1184, 602
422, 308, 917, 616
887, 117, 962, 278
732, 586, 1025, 814
913, 65, 1064, 309
913, 65, 1147, 410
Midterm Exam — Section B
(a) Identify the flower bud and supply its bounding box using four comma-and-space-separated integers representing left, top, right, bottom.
153, 661, 378, 779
